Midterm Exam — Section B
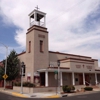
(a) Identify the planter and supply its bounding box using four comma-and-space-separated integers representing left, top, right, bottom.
81, 88, 85, 92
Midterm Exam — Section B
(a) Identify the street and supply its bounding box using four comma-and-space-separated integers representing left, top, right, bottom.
0, 91, 100, 100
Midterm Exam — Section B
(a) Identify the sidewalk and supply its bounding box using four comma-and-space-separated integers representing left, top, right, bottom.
0, 87, 100, 98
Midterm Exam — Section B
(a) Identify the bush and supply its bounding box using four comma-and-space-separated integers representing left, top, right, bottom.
14, 82, 35, 87
14, 82, 21, 86
84, 87, 93, 91
23, 82, 35, 87
62, 85, 75, 93
62, 85, 68, 93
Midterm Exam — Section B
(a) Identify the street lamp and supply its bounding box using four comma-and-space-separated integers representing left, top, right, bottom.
20, 62, 25, 94
57, 60, 60, 94
0, 43, 8, 90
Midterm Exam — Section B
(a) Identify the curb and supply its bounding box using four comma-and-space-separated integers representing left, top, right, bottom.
12, 92, 28, 98
45, 95, 61, 98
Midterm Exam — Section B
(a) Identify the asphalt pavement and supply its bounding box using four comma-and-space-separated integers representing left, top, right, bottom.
0, 91, 100, 100
0, 87, 100, 99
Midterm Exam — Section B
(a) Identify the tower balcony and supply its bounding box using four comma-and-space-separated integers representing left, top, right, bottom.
30, 21, 45, 27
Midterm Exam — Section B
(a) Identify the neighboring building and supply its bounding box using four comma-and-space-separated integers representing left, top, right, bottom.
1, 9, 100, 87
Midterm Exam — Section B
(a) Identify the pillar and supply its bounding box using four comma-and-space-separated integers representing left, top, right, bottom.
45, 71, 48, 87
72, 72, 75, 85
95, 73, 98, 85
60, 72, 63, 86
83, 73, 85, 85
44, 15, 46, 27
34, 12, 37, 24
29, 17, 31, 27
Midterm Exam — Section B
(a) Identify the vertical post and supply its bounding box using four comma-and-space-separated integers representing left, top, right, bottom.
83, 73, 85, 85
72, 72, 75, 85
3, 45, 8, 90
21, 67, 23, 94
60, 72, 63, 86
29, 17, 31, 27
34, 12, 37, 25
0, 43, 8, 90
95, 73, 97, 85
45, 71, 48, 87
57, 60, 60, 94
44, 15, 46, 27
20, 62, 24, 94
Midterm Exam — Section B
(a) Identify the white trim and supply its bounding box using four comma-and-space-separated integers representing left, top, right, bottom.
60, 72, 63, 86
45, 71, 48, 87
72, 72, 75, 85
83, 73, 85, 85
95, 73, 98, 85
37, 68, 99, 73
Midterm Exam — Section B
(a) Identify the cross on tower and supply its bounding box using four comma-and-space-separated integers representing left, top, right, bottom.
35, 5, 40, 10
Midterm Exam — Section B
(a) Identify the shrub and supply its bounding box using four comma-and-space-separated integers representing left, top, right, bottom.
14, 82, 21, 86
84, 87, 93, 91
62, 85, 68, 93
23, 82, 35, 87
62, 85, 75, 93
14, 82, 35, 87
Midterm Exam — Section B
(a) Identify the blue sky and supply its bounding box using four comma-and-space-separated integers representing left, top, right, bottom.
0, 0, 100, 66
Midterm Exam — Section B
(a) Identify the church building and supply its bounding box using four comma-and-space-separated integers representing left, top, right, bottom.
17, 9, 100, 87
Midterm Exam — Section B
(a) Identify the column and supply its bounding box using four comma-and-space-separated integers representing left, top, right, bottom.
34, 12, 37, 25
60, 72, 63, 86
95, 73, 98, 85
72, 72, 75, 85
29, 17, 31, 27
45, 71, 48, 87
44, 15, 46, 27
83, 73, 85, 85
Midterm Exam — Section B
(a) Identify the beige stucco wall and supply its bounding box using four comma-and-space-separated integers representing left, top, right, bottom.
25, 25, 49, 83
18, 53, 26, 81
26, 28, 35, 83
49, 52, 93, 68
33, 28, 49, 71
18, 53, 26, 64
74, 73, 79, 85
70, 60, 95, 72
48, 72, 57, 87
62, 73, 72, 86
89, 74, 95, 85
60, 61, 70, 68
94, 60, 98, 69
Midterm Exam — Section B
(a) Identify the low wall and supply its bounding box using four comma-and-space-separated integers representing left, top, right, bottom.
13, 86, 60, 93
13, 85, 86, 93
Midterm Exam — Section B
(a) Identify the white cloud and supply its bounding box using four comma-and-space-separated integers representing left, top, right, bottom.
0, 0, 100, 66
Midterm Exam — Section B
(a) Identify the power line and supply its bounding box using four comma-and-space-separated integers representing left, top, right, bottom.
47, 0, 86, 24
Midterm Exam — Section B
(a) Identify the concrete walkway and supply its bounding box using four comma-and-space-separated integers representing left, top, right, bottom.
0, 87, 100, 98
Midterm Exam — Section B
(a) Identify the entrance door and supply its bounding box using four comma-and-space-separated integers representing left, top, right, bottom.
85, 74, 90, 86
79, 74, 83, 85
40, 72, 45, 86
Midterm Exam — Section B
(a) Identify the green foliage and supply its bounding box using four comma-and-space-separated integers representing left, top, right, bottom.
0, 50, 20, 81
0, 66, 4, 80
14, 82, 35, 87
62, 85, 75, 93
14, 82, 21, 86
84, 87, 93, 91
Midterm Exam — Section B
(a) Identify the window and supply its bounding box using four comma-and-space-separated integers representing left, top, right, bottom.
40, 40, 43, 52
29, 41, 31, 53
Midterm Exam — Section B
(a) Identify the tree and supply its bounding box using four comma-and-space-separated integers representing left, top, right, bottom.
0, 50, 20, 81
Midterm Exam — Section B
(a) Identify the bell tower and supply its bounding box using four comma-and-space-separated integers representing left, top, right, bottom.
26, 9, 49, 83
29, 9, 46, 27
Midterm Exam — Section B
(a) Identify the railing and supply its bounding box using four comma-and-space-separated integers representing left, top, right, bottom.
85, 81, 91, 86
97, 81, 100, 85
30, 21, 45, 27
